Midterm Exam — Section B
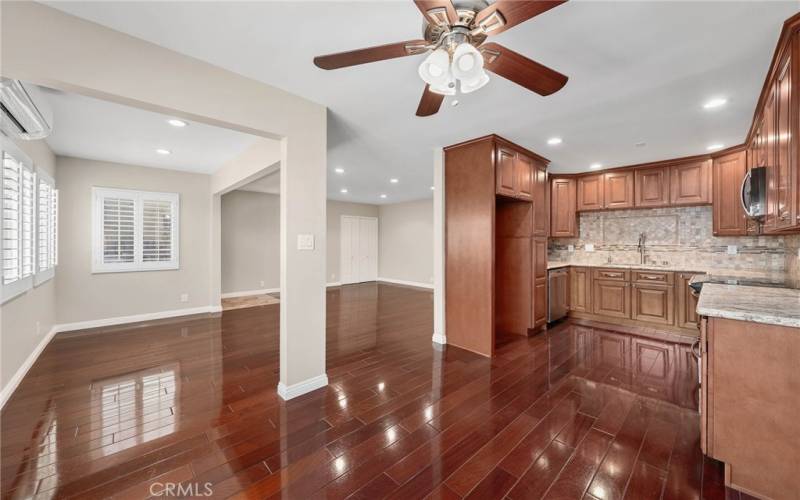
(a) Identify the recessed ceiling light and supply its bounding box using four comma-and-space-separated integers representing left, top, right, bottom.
635, 142, 646, 147
167, 119, 187, 127
589, 163, 602, 170
380, 194, 387, 199
703, 98, 727, 109
706, 144, 724, 151
156, 148, 171, 155
334, 167, 344, 174
340, 188, 348, 193
430, 186, 435, 190
390, 178, 399, 184
547, 137, 563, 145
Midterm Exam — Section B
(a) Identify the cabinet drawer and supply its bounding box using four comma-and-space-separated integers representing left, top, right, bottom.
632, 270, 674, 285
593, 268, 630, 281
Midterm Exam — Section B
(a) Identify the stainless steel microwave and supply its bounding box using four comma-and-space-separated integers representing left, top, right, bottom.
740, 166, 767, 219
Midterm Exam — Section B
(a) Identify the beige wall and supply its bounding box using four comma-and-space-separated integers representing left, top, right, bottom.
222, 190, 280, 293
379, 199, 434, 286
0, 138, 57, 394
55, 157, 212, 326
221, 193, 379, 291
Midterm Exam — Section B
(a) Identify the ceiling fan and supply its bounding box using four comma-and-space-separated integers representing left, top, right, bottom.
313, 0, 569, 117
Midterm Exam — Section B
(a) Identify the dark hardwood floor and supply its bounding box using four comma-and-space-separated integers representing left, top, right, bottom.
1, 282, 749, 499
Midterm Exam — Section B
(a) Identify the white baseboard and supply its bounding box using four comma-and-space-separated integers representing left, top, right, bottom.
432, 333, 447, 345
54, 305, 220, 334
1, 325, 58, 409
277, 374, 329, 400
221, 288, 280, 299
378, 277, 434, 289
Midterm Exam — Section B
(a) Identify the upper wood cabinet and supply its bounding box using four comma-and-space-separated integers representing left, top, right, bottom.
577, 174, 604, 211
515, 153, 534, 202
532, 163, 549, 236
671, 160, 712, 206
495, 146, 517, 198
635, 166, 670, 207
712, 151, 748, 236
768, 50, 795, 232
550, 177, 577, 237
604, 171, 635, 209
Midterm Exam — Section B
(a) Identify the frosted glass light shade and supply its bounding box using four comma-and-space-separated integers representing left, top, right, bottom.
460, 71, 490, 94
451, 43, 484, 82
418, 48, 451, 86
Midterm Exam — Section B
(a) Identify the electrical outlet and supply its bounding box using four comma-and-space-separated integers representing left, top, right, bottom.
585, 243, 595, 252
727, 245, 738, 255
297, 234, 315, 250
180, 293, 189, 303
567, 245, 575, 252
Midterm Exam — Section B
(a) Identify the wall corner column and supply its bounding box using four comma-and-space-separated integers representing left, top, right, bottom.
433, 147, 446, 345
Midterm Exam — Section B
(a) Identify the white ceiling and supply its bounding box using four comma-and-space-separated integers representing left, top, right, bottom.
45, 1, 799, 204
38, 86, 258, 174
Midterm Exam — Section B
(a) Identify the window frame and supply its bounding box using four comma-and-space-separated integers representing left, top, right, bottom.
91, 187, 180, 274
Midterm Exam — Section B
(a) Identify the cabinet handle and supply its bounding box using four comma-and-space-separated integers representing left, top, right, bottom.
602, 272, 620, 277
691, 340, 702, 360
641, 275, 660, 280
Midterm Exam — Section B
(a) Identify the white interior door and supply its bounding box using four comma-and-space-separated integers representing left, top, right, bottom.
340, 215, 378, 285
358, 217, 378, 282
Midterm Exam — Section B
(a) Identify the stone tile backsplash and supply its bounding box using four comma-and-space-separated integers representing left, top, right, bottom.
548, 206, 787, 272
784, 234, 800, 286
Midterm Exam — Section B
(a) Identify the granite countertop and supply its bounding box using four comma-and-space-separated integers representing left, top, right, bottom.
696, 283, 800, 328
547, 261, 704, 273
547, 261, 787, 281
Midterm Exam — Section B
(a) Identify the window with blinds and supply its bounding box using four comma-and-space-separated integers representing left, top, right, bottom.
34, 171, 57, 285
92, 188, 179, 273
2, 141, 49, 303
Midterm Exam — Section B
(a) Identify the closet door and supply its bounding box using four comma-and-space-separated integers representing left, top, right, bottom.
358, 217, 378, 282
340, 215, 359, 284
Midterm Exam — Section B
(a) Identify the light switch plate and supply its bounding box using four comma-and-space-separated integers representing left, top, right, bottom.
727, 245, 738, 255
585, 243, 595, 252
297, 234, 315, 250
568, 245, 575, 252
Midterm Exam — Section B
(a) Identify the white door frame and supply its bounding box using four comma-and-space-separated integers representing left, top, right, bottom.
340, 215, 379, 285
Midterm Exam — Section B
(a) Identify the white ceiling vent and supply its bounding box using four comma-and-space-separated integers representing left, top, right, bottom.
0, 79, 53, 140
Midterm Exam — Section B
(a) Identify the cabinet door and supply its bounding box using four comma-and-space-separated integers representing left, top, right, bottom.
532, 162, 548, 236
577, 174, 604, 211
604, 170, 635, 209
676, 273, 700, 331
635, 166, 670, 207
496, 146, 517, 197
593, 279, 630, 318
515, 153, 533, 201
712, 151, 748, 236
531, 237, 548, 328
631, 283, 674, 325
764, 84, 778, 230
671, 160, 711, 205
774, 53, 794, 230
550, 177, 577, 237
570, 266, 592, 313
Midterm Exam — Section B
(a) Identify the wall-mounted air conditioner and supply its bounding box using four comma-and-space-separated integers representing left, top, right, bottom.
0, 78, 53, 140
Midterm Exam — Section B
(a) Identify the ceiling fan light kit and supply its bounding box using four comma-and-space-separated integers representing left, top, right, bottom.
313, 0, 569, 116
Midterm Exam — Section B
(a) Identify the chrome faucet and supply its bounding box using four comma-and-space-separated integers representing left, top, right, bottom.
637, 232, 646, 265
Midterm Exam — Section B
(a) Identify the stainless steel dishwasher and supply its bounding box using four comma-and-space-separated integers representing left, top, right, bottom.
548, 268, 569, 322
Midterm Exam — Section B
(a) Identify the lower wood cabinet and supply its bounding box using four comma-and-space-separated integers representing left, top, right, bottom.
631, 283, 674, 325
570, 267, 592, 313
676, 273, 700, 329
592, 279, 630, 318
531, 237, 548, 329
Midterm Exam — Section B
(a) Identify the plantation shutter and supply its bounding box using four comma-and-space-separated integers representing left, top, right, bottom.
141, 198, 173, 263
102, 195, 136, 265
2, 151, 21, 285
34, 171, 57, 284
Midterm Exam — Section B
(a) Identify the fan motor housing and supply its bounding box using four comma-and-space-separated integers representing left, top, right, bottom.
422, 0, 490, 48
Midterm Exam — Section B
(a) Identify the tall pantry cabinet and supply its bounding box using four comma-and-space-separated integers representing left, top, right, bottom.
445, 135, 550, 357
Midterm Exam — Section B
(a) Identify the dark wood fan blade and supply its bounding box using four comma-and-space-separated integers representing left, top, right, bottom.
416, 84, 445, 117
480, 42, 568, 96
474, 0, 566, 36
413, 0, 459, 26
314, 40, 428, 70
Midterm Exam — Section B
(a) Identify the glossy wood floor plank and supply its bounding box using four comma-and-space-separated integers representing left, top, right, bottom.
1, 283, 749, 499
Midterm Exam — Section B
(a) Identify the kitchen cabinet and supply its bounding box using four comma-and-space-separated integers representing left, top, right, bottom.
592, 279, 630, 319
676, 273, 700, 330
700, 317, 800, 498
532, 162, 549, 236
635, 166, 670, 207
531, 237, 548, 329
770, 51, 794, 231
496, 146, 535, 201
550, 177, 577, 237
631, 281, 674, 326
712, 151, 748, 236
670, 160, 712, 206
577, 174, 604, 211
569, 266, 592, 313
604, 170, 635, 209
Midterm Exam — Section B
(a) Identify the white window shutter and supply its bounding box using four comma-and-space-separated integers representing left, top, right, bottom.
2, 146, 36, 302
102, 196, 136, 265
34, 171, 56, 285
2, 151, 21, 285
